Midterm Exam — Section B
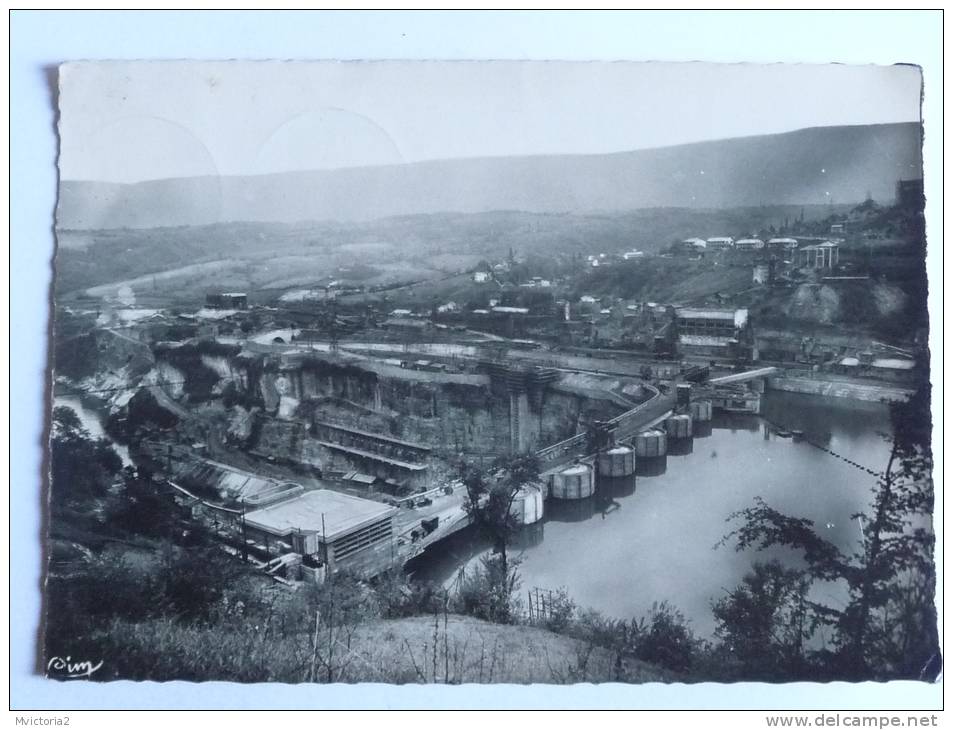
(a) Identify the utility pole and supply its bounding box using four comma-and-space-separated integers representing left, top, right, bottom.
321, 512, 328, 572
240, 499, 248, 561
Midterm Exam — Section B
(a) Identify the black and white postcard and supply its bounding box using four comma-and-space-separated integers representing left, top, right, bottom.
45, 60, 937, 686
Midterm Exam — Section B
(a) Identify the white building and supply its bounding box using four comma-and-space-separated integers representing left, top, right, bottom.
681, 237, 708, 251
734, 238, 765, 251
767, 238, 799, 252
706, 237, 734, 250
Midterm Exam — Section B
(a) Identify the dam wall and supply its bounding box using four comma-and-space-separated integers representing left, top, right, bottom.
767, 376, 912, 403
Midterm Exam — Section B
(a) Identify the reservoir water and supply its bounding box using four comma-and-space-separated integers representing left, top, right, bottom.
409, 391, 896, 637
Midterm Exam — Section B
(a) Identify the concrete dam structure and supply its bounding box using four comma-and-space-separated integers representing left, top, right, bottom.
551, 462, 596, 500
597, 445, 637, 478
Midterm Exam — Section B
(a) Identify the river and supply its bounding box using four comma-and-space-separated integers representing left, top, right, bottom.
408, 391, 896, 638
53, 394, 132, 467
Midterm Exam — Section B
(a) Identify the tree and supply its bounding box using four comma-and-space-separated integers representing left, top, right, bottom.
50, 406, 123, 508
458, 453, 540, 622
721, 382, 937, 680
711, 560, 814, 681
460, 453, 540, 574
107, 472, 178, 539
631, 601, 700, 674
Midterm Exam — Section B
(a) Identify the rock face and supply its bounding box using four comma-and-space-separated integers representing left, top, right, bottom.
225, 405, 255, 444
55, 328, 155, 381
786, 283, 841, 325
244, 356, 625, 460
150, 362, 186, 400
872, 282, 906, 317
200, 354, 247, 393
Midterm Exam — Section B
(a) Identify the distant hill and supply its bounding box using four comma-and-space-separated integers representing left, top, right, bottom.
57, 123, 922, 230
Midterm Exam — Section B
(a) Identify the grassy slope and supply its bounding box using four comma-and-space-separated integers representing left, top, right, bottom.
346, 615, 678, 684
88, 613, 678, 684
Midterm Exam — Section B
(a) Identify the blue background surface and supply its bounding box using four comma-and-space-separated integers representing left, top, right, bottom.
10, 9, 943, 710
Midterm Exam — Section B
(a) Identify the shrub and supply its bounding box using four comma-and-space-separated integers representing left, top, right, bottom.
452, 554, 521, 624
632, 601, 700, 673
542, 587, 577, 633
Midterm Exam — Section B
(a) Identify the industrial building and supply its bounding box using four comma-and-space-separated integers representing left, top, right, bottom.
311, 420, 432, 490
173, 457, 303, 507
205, 292, 248, 309
675, 307, 751, 359
244, 489, 398, 576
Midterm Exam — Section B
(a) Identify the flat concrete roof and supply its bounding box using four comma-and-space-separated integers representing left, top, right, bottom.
677, 307, 749, 328
244, 489, 397, 541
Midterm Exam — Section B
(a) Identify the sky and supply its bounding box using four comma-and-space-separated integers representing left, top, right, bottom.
58, 60, 923, 184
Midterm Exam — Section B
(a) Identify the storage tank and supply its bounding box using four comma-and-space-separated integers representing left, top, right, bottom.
664, 414, 693, 439
689, 400, 713, 422
597, 445, 636, 478
551, 463, 595, 500
510, 483, 545, 525
632, 428, 667, 457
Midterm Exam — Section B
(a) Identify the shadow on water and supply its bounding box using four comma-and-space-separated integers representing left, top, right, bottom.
711, 412, 761, 433
693, 421, 713, 438
596, 474, 636, 500
635, 454, 668, 477
545, 497, 597, 523
756, 391, 888, 446
404, 523, 489, 584
513, 521, 545, 549
668, 437, 694, 456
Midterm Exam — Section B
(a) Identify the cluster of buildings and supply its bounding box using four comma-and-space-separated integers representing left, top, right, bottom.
677, 235, 834, 260
675, 235, 844, 286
